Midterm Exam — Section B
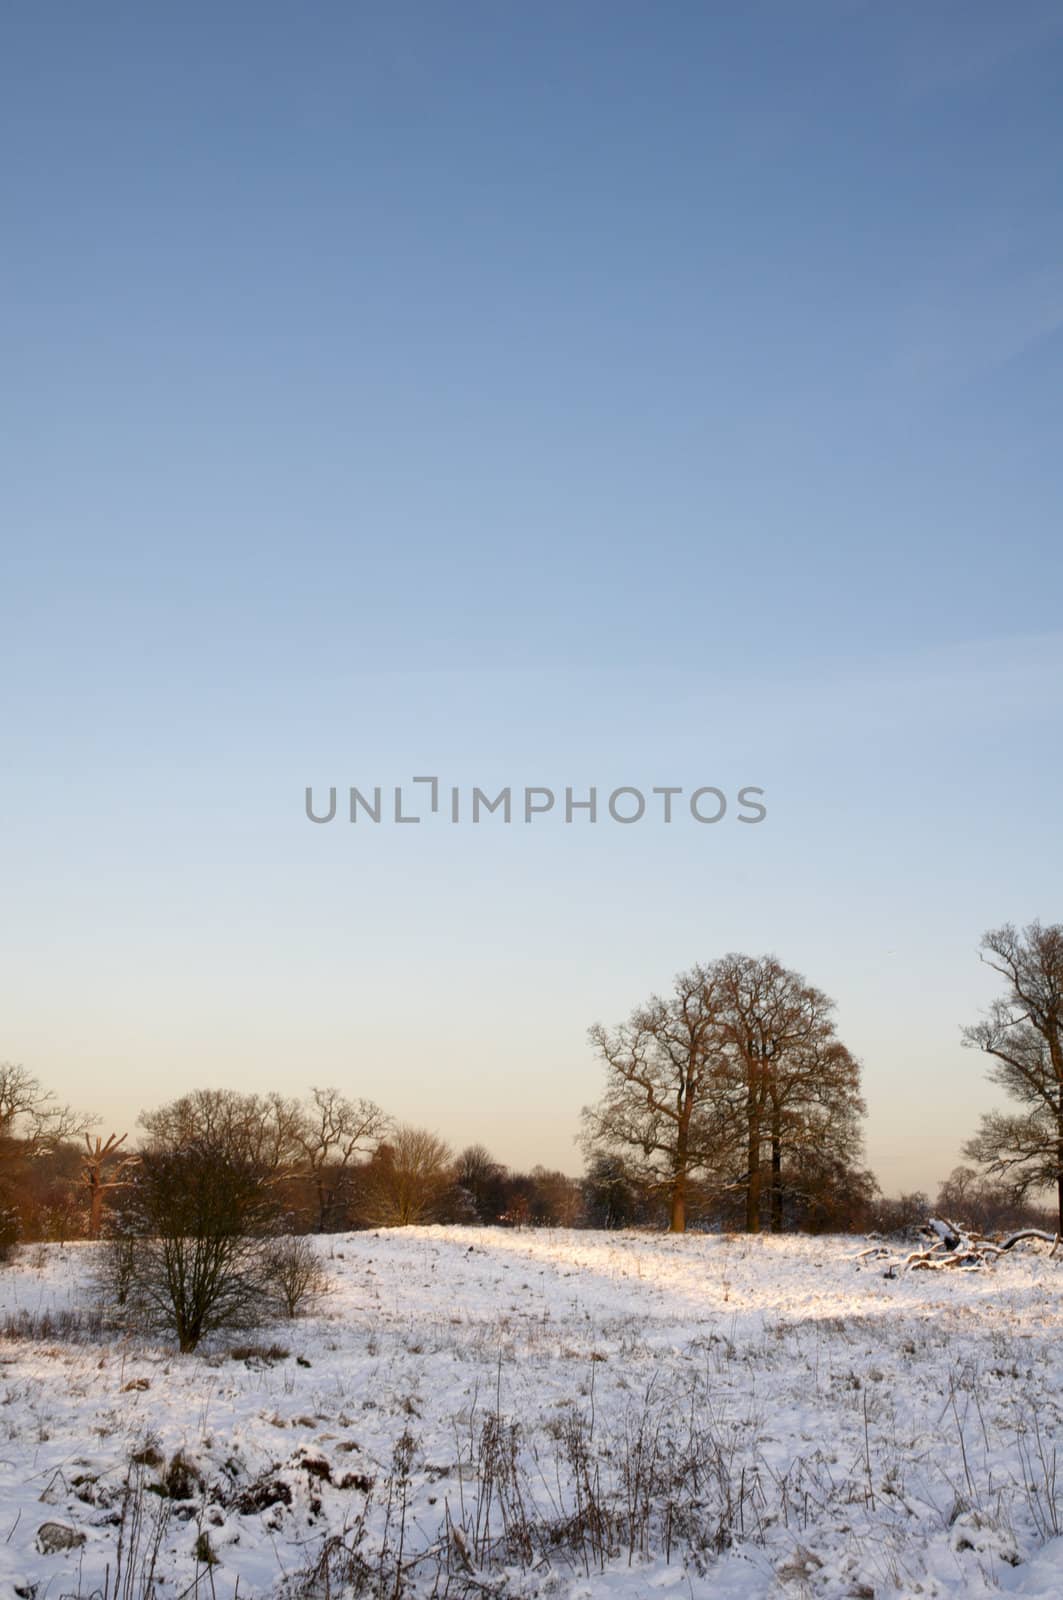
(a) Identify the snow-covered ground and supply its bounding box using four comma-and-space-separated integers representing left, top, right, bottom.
0, 1228, 1061, 1599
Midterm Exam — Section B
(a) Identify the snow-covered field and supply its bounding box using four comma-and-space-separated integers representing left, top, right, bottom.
1, 1228, 1061, 1599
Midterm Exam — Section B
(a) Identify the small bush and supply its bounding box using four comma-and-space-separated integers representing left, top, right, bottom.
263, 1235, 330, 1318
97, 1227, 140, 1313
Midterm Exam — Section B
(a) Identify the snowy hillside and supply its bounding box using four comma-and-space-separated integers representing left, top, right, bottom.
0, 1228, 1061, 1598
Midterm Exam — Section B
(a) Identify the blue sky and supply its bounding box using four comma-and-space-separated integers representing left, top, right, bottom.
3, 3, 1062, 1193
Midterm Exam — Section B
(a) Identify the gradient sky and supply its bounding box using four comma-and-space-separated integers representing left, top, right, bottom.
3, 3, 1063, 1197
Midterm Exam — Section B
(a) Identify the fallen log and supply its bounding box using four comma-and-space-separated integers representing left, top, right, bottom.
996, 1228, 1061, 1255
854, 1218, 1062, 1276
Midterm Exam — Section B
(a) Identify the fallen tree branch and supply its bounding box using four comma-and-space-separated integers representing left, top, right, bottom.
854, 1217, 1062, 1276
996, 1228, 1061, 1255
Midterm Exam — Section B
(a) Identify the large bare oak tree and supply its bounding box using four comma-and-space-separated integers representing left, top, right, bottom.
963, 921, 1063, 1230
584, 964, 731, 1233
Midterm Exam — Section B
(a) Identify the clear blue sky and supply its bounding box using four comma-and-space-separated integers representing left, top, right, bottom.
3, 3, 1062, 1194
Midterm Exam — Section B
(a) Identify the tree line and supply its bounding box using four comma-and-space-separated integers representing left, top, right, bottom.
2, 920, 1061, 1256
0, 1075, 598, 1251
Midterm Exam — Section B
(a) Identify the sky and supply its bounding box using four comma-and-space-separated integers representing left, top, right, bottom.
2, 2, 1063, 1197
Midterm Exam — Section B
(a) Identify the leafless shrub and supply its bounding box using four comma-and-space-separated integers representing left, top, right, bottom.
228, 1340, 291, 1364
285, 1376, 772, 1599
96, 1228, 139, 1318
116, 1141, 278, 1351
469, 1411, 536, 1568
287, 1432, 420, 1600
1015, 1404, 1063, 1542
0, 1306, 105, 1343
263, 1235, 331, 1318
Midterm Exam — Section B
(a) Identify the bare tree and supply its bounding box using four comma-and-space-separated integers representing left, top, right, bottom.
526, 1166, 585, 1227
873, 1190, 932, 1236
713, 954, 864, 1233
935, 1164, 1054, 1235
583, 965, 731, 1233
0, 1066, 91, 1256
778, 1142, 878, 1233
293, 1087, 390, 1231
82, 1132, 136, 1240
456, 1144, 508, 1223
582, 1154, 647, 1230
120, 1139, 276, 1351
0, 1063, 89, 1155
962, 921, 1063, 1230
139, 1089, 303, 1180
263, 1236, 331, 1318
358, 1126, 456, 1226
765, 1035, 865, 1231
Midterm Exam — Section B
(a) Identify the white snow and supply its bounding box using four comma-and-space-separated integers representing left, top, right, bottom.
0, 1228, 1061, 1598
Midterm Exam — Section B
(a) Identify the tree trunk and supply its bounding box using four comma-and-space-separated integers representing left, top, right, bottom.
770, 1111, 782, 1233
89, 1181, 103, 1241
668, 1108, 692, 1234
745, 1053, 767, 1233
746, 1113, 761, 1233
669, 1178, 686, 1233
